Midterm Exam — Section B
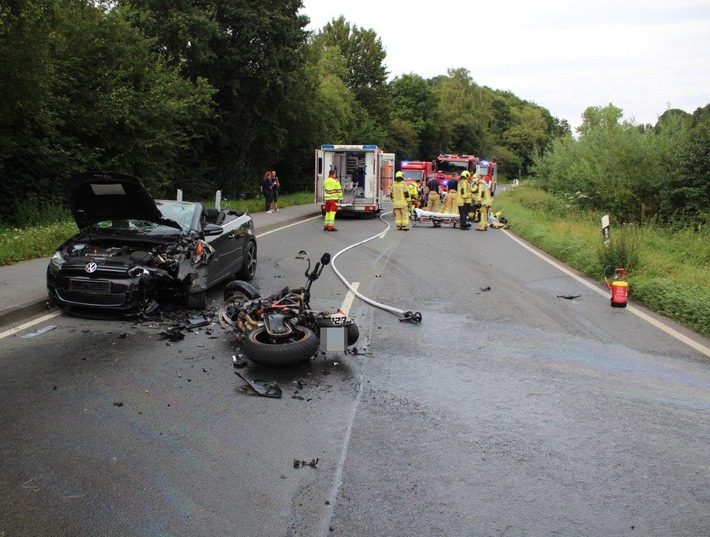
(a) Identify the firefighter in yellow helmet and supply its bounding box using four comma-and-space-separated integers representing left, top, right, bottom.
407, 180, 420, 218
391, 171, 411, 230
323, 169, 343, 231
472, 177, 492, 231
457, 170, 473, 230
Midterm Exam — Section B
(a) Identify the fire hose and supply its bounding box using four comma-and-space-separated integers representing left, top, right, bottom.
330, 211, 422, 323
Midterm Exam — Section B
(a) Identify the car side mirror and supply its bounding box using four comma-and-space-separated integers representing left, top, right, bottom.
202, 223, 223, 236
320, 253, 331, 266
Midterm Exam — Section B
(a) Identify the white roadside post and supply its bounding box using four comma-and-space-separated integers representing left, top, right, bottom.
177, 189, 183, 201
215, 190, 222, 210
602, 214, 610, 245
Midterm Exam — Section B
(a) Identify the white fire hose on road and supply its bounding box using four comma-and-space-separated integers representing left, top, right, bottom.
330, 211, 422, 323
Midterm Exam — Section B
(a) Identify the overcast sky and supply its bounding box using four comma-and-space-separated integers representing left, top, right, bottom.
300, 0, 710, 131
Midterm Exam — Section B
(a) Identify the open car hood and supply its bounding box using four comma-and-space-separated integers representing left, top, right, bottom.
65, 172, 180, 230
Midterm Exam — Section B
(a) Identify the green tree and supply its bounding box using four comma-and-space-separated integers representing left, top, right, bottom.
313, 16, 390, 139
0, 0, 214, 223
389, 73, 442, 159
433, 68, 492, 156
120, 0, 310, 197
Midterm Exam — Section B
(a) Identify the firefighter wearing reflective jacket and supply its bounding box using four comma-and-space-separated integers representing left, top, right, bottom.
457, 170, 473, 230
323, 169, 343, 232
473, 179, 492, 231
391, 171, 410, 230
407, 181, 420, 217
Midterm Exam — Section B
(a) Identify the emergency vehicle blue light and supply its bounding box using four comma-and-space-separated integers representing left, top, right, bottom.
362, 144, 377, 149
401, 160, 409, 166
481, 160, 489, 165
321, 144, 335, 149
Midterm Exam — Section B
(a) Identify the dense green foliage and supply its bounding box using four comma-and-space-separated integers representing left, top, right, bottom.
1, 0, 574, 225
494, 184, 710, 339
534, 104, 710, 226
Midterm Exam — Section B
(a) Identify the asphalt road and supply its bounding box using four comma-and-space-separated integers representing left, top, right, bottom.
1, 212, 709, 537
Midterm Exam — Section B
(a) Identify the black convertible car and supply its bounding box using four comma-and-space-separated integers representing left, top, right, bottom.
47, 172, 257, 316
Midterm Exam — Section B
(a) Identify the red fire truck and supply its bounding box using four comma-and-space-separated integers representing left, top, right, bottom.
434, 154, 479, 190
475, 160, 497, 195
400, 160, 435, 184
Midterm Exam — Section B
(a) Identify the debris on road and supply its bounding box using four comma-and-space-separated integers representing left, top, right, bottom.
293, 458, 319, 469
21, 325, 57, 339
235, 371, 282, 398
557, 295, 581, 300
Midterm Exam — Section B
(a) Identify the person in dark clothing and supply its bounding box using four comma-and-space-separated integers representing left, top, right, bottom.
270, 170, 280, 212
260, 171, 273, 213
425, 176, 442, 213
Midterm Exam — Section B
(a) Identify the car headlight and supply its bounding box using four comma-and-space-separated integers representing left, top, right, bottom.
49, 251, 66, 271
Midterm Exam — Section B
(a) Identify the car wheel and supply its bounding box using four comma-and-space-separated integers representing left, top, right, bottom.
236, 240, 257, 281
223, 280, 260, 302
185, 289, 207, 310
243, 326, 319, 367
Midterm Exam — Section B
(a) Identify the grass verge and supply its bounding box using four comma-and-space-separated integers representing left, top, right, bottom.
493, 183, 710, 339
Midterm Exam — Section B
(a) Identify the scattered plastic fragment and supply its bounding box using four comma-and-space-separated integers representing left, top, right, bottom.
557, 294, 581, 300
160, 327, 185, 342
232, 354, 248, 368
187, 314, 210, 328
21, 325, 57, 339
113, 402, 124, 407
235, 371, 282, 398
293, 458, 319, 469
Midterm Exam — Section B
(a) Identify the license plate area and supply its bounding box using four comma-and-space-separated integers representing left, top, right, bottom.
69, 279, 112, 293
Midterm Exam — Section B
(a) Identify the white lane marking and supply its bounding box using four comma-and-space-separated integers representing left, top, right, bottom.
503, 230, 710, 358
0, 311, 63, 340
255, 215, 321, 238
339, 282, 360, 315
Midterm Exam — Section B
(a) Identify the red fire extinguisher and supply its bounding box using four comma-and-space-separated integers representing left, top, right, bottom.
604, 266, 628, 308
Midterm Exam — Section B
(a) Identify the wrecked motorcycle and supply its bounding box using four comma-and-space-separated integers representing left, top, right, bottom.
219, 252, 359, 366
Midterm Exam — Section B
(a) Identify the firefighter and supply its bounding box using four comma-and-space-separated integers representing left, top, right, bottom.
473, 178, 492, 231
424, 175, 442, 213
457, 170, 473, 230
407, 180, 420, 218
391, 171, 410, 230
441, 173, 459, 214
323, 169, 343, 232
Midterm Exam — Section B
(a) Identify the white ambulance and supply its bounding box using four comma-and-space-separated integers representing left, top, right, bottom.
315, 144, 395, 217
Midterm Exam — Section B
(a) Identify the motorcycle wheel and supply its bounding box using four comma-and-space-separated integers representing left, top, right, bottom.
243, 326, 319, 367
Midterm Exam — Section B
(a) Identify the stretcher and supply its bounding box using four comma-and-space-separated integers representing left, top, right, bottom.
412, 208, 462, 228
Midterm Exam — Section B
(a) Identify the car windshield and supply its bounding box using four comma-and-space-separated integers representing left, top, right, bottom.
436, 160, 469, 174
156, 200, 198, 232
402, 171, 423, 181
90, 201, 197, 236
93, 219, 182, 237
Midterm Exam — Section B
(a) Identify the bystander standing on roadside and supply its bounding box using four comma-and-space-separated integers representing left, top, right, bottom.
261, 171, 273, 213
270, 170, 280, 212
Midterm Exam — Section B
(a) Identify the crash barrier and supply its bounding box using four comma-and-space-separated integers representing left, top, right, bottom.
330, 211, 422, 324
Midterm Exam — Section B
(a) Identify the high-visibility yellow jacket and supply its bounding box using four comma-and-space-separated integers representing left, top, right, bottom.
324, 176, 343, 201
407, 182, 419, 200
391, 180, 410, 209
473, 181, 492, 206
457, 178, 473, 206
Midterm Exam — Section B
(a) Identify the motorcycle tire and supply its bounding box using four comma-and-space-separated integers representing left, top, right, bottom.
243, 325, 319, 367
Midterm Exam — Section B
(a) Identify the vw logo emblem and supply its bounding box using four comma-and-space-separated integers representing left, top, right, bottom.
85, 262, 98, 273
